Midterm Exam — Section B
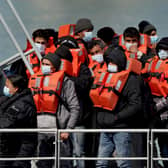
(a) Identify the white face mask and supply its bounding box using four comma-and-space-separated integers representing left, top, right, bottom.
83, 31, 93, 42
158, 50, 168, 60
41, 65, 51, 74
92, 53, 104, 63
125, 42, 138, 51
107, 64, 118, 73
35, 43, 46, 54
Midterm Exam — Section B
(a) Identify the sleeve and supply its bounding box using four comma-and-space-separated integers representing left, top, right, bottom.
116, 75, 142, 121
62, 77, 80, 129
70, 63, 93, 95
0, 105, 19, 128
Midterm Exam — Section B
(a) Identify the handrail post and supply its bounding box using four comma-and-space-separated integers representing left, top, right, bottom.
57, 129, 61, 168
150, 129, 153, 168
147, 129, 150, 168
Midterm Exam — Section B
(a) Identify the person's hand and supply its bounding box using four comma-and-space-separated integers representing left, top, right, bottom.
129, 44, 138, 53
60, 132, 69, 140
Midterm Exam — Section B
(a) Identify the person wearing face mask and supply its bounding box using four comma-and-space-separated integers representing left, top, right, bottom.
0, 74, 37, 168
143, 23, 159, 55
29, 52, 80, 168
24, 29, 48, 79
143, 37, 168, 168
74, 18, 94, 60
88, 40, 107, 76
89, 48, 143, 168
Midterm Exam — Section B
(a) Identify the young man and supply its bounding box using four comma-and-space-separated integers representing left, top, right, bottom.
89, 47, 143, 168
29, 52, 80, 168
88, 39, 106, 75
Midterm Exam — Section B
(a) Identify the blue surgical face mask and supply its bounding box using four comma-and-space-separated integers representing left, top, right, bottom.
83, 31, 93, 42
3, 86, 12, 97
158, 50, 168, 60
150, 35, 159, 44
41, 65, 51, 74
92, 53, 104, 63
107, 64, 118, 73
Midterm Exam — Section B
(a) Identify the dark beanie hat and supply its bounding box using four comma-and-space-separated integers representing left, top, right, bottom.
97, 27, 115, 43
55, 45, 73, 62
75, 18, 94, 34
138, 20, 150, 33
104, 47, 126, 71
143, 24, 156, 35
156, 37, 168, 53
58, 36, 79, 48
42, 52, 61, 70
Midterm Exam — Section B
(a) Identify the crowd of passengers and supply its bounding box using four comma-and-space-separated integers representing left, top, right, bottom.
1, 18, 168, 168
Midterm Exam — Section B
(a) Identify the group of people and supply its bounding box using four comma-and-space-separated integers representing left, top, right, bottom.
0, 17, 168, 168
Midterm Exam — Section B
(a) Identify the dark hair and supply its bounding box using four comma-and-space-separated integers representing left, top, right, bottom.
32, 29, 48, 41
58, 36, 79, 49
88, 40, 105, 51
97, 27, 115, 43
123, 27, 140, 41
7, 74, 27, 92
138, 20, 150, 33
44, 28, 58, 43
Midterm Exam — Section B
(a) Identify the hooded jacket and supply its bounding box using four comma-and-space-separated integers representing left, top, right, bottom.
97, 47, 143, 128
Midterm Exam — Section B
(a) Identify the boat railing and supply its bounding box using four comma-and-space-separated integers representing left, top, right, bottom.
0, 128, 167, 168
0, 0, 42, 74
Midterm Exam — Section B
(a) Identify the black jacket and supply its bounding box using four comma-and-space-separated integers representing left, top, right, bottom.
70, 63, 93, 127
0, 88, 37, 168
97, 73, 142, 129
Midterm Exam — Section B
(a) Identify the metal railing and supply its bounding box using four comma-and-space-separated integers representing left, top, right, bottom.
1, 128, 167, 168
0, 0, 42, 74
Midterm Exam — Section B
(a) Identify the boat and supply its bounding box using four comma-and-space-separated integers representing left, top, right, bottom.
0, 1, 167, 168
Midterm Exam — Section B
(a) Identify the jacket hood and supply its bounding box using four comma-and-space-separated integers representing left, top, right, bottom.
104, 47, 126, 71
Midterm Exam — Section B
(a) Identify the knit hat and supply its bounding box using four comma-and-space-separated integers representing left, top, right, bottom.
42, 52, 61, 70
97, 27, 115, 43
75, 18, 94, 34
156, 37, 168, 53
143, 24, 156, 35
55, 45, 73, 62
104, 47, 126, 71
58, 36, 79, 48
138, 20, 150, 33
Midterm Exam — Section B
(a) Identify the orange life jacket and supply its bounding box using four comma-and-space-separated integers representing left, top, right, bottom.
125, 57, 142, 75
70, 48, 88, 76
45, 36, 57, 55
146, 56, 168, 97
59, 59, 73, 76
58, 24, 76, 38
89, 62, 107, 78
26, 52, 40, 78
90, 70, 129, 111
29, 71, 64, 114
119, 34, 148, 54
